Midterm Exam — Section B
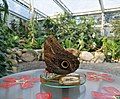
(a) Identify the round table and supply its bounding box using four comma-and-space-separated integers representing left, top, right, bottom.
0, 69, 120, 99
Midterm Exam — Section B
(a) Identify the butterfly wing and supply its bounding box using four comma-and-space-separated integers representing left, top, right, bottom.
44, 35, 79, 75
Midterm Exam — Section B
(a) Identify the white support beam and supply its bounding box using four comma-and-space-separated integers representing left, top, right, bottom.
99, 0, 105, 36
14, 0, 30, 9
34, 8, 48, 18
30, 0, 34, 18
73, 7, 120, 17
53, 0, 72, 14
101, 12, 105, 36
98, 0, 104, 12
73, 10, 102, 16
104, 7, 120, 13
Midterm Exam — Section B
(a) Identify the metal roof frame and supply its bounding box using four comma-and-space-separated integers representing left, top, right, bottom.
99, 0, 105, 36
9, 10, 29, 20
12, 0, 48, 19
72, 7, 120, 16
53, 0, 72, 14
34, 0, 120, 18
99, 0, 105, 12
8, 0, 120, 19
34, 8, 48, 18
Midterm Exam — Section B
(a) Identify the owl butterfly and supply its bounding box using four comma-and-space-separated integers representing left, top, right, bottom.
44, 35, 80, 75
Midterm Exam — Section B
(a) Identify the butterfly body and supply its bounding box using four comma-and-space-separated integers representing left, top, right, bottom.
44, 35, 80, 75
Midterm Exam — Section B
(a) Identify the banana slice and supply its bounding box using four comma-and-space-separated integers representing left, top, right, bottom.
59, 76, 80, 85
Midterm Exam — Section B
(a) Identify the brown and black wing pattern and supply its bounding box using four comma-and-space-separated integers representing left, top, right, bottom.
44, 35, 79, 75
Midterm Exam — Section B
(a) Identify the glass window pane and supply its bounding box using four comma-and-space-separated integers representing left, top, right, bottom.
61, 0, 101, 13
0, 0, 2, 3
105, 11, 120, 23
103, 0, 120, 9
34, 0, 64, 16
19, 0, 30, 4
7, 0, 31, 19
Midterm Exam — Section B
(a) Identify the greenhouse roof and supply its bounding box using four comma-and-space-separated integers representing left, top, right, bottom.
5, 0, 120, 19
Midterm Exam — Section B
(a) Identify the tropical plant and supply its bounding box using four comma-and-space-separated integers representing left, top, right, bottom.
111, 19, 120, 38
23, 18, 38, 49
102, 37, 120, 61
0, 0, 13, 77
42, 13, 102, 51
0, 23, 20, 47
0, 51, 13, 77
18, 19, 29, 38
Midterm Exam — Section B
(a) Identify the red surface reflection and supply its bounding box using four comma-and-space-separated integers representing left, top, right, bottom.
36, 92, 52, 99
86, 72, 114, 82
0, 75, 40, 89
92, 86, 120, 99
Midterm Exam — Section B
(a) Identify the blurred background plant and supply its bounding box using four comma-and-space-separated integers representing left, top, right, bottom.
0, 0, 13, 77
0, 50, 13, 77
111, 19, 120, 38
23, 18, 46, 49
42, 13, 102, 51
41, 13, 120, 61
102, 36, 120, 62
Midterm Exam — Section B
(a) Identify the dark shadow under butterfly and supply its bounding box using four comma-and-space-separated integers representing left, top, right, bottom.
44, 35, 80, 75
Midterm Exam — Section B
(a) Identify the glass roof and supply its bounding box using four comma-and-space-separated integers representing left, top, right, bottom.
6, 0, 120, 18
34, 0, 64, 16
103, 0, 120, 9
30, 0, 120, 16
19, 0, 30, 4
18, 0, 30, 5
7, 0, 31, 19
60, 0, 101, 13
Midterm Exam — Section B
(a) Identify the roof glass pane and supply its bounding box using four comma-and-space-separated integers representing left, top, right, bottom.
0, 0, 2, 3
60, 0, 101, 13
34, 0, 63, 16
18, 0, 30, 5
103, 0, 120, 9
7, 0, 31, 19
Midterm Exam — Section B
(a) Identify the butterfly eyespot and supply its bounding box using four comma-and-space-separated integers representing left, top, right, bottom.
61, 61, 69, 69
50, 39, 53, 43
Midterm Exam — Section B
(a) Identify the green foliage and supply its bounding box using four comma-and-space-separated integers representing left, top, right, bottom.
10, 19, 29, 38
64, 39, 73, 48
102, 37, 120, 60
111, 19, 120, 38
42, 13, 102, 51
18, 19, 29, 38
9, 18, 44, 49
103, 19, 120, 60
23, 19, 40, 49
0, 0, 13, 77
0, 23, 20, 48
0, 51, 13, 77
0, 0, 19, 49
